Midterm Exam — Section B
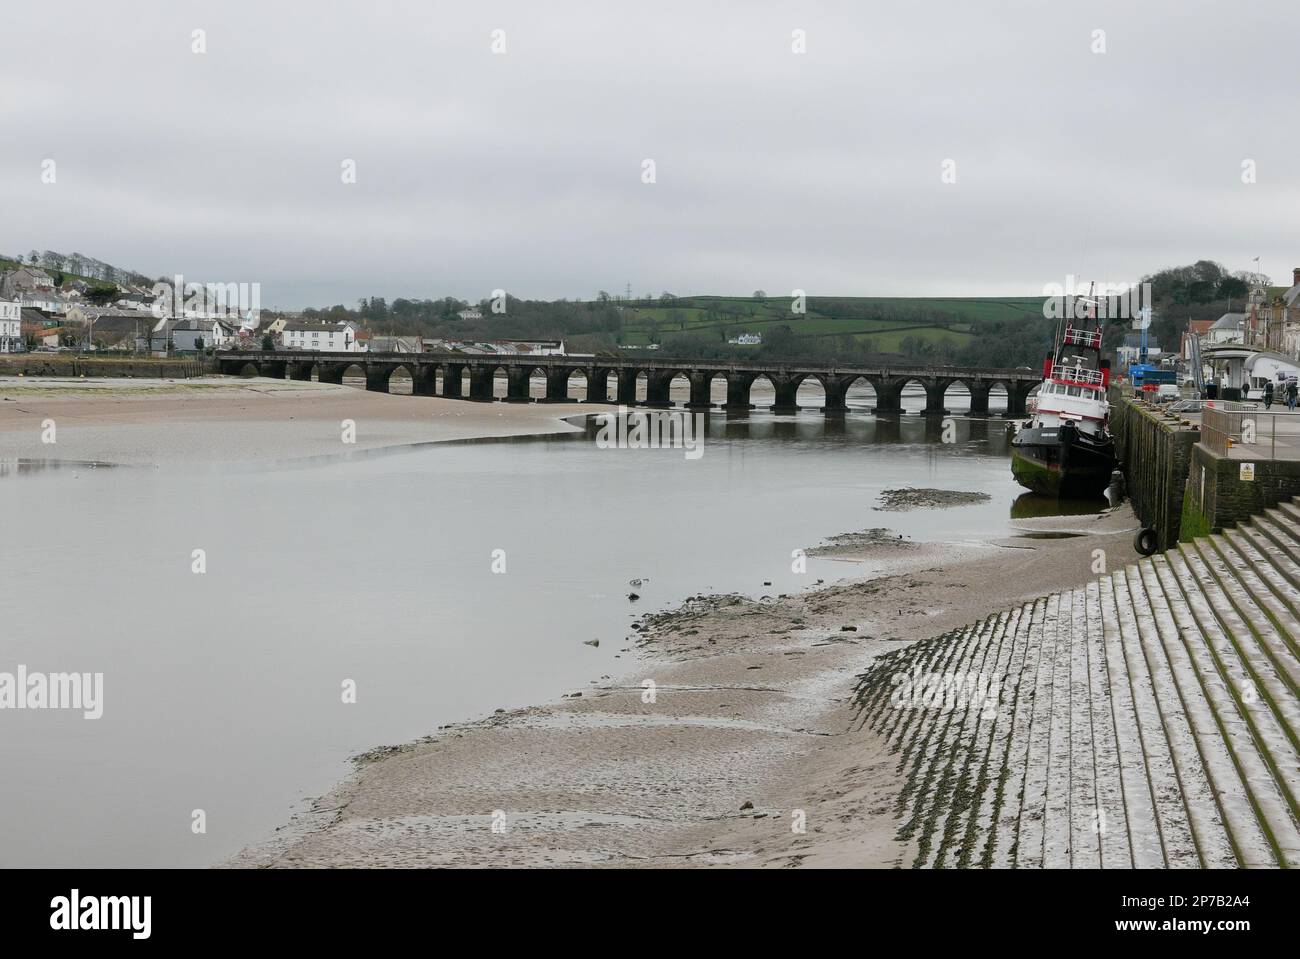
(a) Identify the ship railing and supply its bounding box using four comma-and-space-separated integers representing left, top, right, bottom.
1050, 364, 1104, 387
1062, 327, 1102, 349
1199, 405, 1300, 459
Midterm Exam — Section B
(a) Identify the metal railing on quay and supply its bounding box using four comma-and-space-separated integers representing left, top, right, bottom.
1200, 403, 1300, 459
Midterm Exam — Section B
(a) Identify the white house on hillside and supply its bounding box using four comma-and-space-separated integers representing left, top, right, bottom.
282, 321, 363, 352
1206, 312, 1245, 345
0, 300, 21, 352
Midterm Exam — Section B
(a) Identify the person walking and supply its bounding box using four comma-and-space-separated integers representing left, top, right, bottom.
1287, 379, 1297, 411
1265, 379, 1274, 409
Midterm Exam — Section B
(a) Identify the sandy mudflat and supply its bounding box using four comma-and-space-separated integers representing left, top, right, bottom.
228, 513, 1139, 868
0, 376, 608, 465
2, 376, 1139, 867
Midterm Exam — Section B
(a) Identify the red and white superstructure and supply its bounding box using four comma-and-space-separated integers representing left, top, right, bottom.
1028, 325, 1110, 436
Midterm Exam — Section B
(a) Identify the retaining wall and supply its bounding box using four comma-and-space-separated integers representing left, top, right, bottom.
0, 355, 209, 378
1109, 391, 1198, 550
1183, 442, 1300, 534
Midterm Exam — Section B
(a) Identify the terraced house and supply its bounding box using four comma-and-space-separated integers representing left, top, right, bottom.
0, 300, 21, 353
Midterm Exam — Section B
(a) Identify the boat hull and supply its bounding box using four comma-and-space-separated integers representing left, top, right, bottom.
1010, 426, 1115, 498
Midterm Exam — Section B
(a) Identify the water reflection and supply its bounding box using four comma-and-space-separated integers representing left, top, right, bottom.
1010, 491, 1107, 519
577, 410, 1015, 457
0, 458, 117, 477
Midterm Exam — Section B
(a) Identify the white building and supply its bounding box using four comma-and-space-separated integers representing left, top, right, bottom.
728, 333, 762, 345
282, 321, 363, 352
1242, 351, 1300, 397
17, 291, 67, 314
1204, 345, 1300, 401
1206, 312, 1245, 345
0, 300, 21, 352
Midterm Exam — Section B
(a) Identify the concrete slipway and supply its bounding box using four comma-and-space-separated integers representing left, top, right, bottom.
855, 500, 1300, 868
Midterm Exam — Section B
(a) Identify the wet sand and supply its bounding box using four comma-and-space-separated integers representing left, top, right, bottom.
227, 512, 1137, 868
0, 376, 609, 464
1, 375, 1139, 867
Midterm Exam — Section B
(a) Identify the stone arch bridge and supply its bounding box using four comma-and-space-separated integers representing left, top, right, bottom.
216, 351, 1040, 416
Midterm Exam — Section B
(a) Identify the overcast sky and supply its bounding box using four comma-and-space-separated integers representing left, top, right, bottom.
2, 1, 1296, 308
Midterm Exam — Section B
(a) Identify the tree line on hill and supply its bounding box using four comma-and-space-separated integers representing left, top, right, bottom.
8, 250, 154, 289
1125, 259, 1264, 357
301, 292, 1055, 364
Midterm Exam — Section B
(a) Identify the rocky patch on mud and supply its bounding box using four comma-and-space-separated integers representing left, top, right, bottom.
875, 488, 991, 512
807, 528, 917, 558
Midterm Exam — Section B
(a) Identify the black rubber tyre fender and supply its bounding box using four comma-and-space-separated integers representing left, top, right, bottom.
1134, 527, 1158, 556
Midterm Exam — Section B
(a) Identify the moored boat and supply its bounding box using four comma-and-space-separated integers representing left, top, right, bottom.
1010, 321, 1116, 497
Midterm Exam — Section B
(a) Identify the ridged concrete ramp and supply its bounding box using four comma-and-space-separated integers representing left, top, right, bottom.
854, 501, 1300, 868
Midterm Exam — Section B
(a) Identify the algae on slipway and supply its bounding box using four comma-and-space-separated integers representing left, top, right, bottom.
853, 498, 1300, 868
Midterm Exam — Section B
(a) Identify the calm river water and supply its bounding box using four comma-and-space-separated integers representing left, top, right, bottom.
0, 403, 1077, 867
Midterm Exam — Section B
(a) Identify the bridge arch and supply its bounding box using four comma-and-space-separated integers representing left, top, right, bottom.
334, 362, 366, 388
383, 362, 418, 395
504, 364, 547, 402
666, 371, 694, 407
956, 377, 1010, 416
641, 369, 680, 408
844, 374, 879, 412
796, 374, 832, 411
745, 371, 806, 412
540, 366, 587, 403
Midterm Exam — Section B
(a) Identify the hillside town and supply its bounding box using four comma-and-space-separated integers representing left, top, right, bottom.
1113, 267, 1300, 402
5, 253, 1300, 386
0, 259, 574, 358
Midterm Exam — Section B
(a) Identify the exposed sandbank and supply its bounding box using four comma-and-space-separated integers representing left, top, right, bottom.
229, 510, 1139, 868
0, 376, 609, 465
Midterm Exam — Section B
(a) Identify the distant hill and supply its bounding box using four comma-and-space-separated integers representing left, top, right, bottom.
338, 291, 1055, 366
615, 294, 1044, 352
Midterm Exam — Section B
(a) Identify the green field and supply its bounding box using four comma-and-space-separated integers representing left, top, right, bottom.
616, 294, 1043, 349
